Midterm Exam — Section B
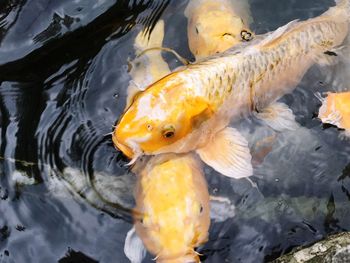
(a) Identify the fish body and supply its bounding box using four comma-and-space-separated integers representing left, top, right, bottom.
185, 0, 252, 59
126, 20, 171, 108
114, 1, 350, 178
132, 154, 210, 263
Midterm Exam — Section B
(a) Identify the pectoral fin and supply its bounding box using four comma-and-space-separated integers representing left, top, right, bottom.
196, 127, 253, 179
255, 102, 299, 132
124, 227, 146, 263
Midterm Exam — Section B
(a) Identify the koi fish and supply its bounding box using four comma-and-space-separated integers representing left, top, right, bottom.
185, 0, 253, 60
318, 91, 350, 136
113, 0, 350, 179
124, 154, 210, 263
122, 8, 248, 261
128, 0, 253, 102
126, 20, 171, 108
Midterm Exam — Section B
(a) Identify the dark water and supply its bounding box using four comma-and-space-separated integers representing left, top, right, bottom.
0, 0, 349, 262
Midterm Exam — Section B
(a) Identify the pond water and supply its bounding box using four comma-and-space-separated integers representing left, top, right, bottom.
0, 0, 350, 262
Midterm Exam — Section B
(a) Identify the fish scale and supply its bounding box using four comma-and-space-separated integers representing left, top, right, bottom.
179, 14, 345, 119
180, 15, 349, 117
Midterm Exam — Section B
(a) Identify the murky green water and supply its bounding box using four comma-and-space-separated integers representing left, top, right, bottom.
1, 0, 349, 262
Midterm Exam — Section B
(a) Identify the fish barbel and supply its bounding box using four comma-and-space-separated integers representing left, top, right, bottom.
114, 0, 350, 178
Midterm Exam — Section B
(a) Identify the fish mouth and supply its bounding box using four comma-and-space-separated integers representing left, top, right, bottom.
112, 136, 134, 159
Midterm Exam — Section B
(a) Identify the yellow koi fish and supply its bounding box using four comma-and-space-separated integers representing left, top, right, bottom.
318, 91, 350, 135
127, 0, 253, 102
185, 0, 253, 60
124, 154, 210, 263
126, 20, 171, 108
114, 0, 350, 179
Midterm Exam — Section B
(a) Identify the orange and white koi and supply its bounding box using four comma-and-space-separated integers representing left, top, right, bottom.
318, 91, 350, 136
185, 0, 253, 60
124, 154, 210, 263
114, 0, 350, 179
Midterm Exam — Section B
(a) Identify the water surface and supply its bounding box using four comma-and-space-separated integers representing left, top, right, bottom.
1, 0, 350, 262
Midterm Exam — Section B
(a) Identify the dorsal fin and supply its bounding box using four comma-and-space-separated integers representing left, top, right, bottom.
257, 19, 299, 48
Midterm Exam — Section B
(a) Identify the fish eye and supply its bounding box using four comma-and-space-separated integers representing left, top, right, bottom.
241, 30, 253, 41
162, 124, 175, 138
199, 205, 203, 213
146, 124, 153, 131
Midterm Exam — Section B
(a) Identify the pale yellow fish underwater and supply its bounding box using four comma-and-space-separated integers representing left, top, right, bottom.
126, 20, 171, 108
126, 0, 254, 104
318, 91, 350, 136
185, 0, 253, 60
125, 154, 210, 263
114, 0, 350, 179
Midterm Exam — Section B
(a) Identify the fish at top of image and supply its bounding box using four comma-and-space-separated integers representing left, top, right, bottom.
185, 0, 253, 60
125, 0, 254, 107
113, 0, 350, 180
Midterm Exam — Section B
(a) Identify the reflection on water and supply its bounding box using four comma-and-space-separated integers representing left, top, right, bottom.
0, 0, 349, 262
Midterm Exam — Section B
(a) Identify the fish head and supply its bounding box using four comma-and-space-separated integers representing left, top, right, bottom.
186, 0, 252, 59
113, 73, 213, 159
134, 154, 210, 262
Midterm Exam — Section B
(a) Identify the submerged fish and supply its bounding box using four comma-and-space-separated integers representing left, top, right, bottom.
318, 91, 350, 136
127, 0, 253, 101
185, 0, 253, 60
113, 0, 350, 179
124, 154, 210, 263
126, 20, 171, 108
